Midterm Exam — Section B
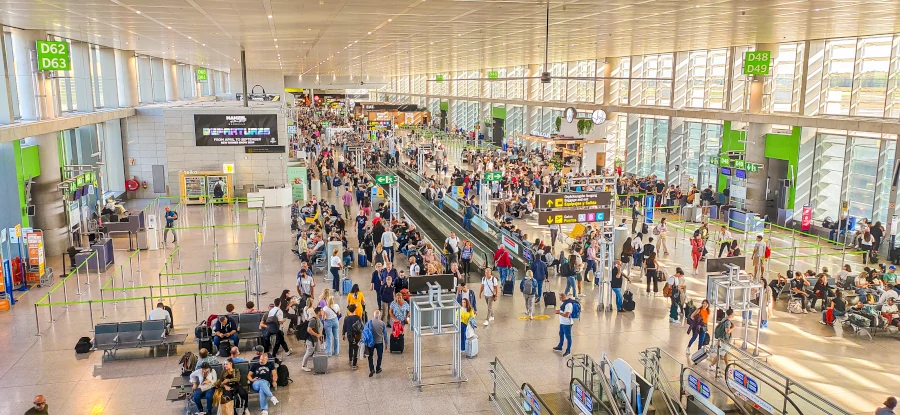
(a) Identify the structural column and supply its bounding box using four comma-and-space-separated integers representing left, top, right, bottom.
150, 58, 165, 102
744, 123, 771, 214
29, 132, 68, 256
162, 59, 178, 101
0, 25, 17, 124
115, 50, 139, 107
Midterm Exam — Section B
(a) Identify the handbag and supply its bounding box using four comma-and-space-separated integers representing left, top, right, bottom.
663, 284, 673, 298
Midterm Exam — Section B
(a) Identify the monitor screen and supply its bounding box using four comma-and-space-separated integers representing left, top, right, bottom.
720, 167, 732, 176
735, 169, 747, 179
74, 187, 83, 199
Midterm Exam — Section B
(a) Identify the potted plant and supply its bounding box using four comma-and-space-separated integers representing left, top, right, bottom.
554, 116, 561, 132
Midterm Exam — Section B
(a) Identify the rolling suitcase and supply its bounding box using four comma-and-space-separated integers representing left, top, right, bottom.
690, 348, 709, 365
313, 354, 329, 374
390, 333, 404, 354
465, 336, 479, 358
502, 279, 515, 296
341, 278, 353, 295
358, 253, 368, 267
622, 290, 636, 311
543, 291, 557, 307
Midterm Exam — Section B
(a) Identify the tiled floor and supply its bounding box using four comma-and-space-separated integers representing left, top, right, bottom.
0, 176, 892, 414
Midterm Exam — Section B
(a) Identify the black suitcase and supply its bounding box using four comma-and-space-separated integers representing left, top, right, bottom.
622, 290, 636, 311
390, 334, 404, 354
502, 279, 515, 296
217, 339, 232, 357
543, 291, 557, 307
199, 339, 213, 353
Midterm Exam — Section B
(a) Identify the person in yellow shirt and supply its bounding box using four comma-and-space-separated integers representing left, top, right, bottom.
346, 284, 365, 318
459, 298, 475, 352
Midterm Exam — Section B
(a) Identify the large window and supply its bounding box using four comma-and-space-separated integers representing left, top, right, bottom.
489, 68, 506, 99
767, 43, 804, 113
507, 105, 524, 137
610, 58, 630, 105
54, 37, 77, 112
855, 36, 891, 117
633, 53, 673, 106
811, 133, 847, 220
847, 137, 879, 220
3, 32, 19, 120
543, 62, 566, 101
687, 49, 727, 109
821, 39, 856, 115
506, 66, 525, 100
638, 117, 669, 178
89, 45, 104, 108
567, 60, 595, 103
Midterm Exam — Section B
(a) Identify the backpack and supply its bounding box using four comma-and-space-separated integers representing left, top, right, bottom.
179, 352, 198, 376
213, 183, 222, 194
563, 299, 582, 319
361, 321, 375, 347
276, 364, 292, 387
350, 318, 364, 341
522, 279, 536, 296
295, 320, 310, 341
75, 336, 92, 354
764, 245, 771, 259
653, 225, 661, 236
714, 320, 730, 341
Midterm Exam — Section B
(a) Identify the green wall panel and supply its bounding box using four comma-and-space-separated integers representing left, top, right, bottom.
491, 106, 506, 120
764, 126, 801, 210
716, 121, 747, 193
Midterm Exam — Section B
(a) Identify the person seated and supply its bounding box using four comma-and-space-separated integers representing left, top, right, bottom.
768, 273, 788, 302
196, 348, 219, 369
147, 302, 172, 333
214, 315, 239, 348
300, 238, 325, 263
190, 361, 217, 415
881, 298, 900, 329
790, 271, 814, 312
848, 301, 878, 327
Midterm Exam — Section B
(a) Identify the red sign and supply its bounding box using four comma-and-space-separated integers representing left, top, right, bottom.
801, 206, 812, 231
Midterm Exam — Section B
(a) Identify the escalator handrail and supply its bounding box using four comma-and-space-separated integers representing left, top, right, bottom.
570, 376, 621, 415
520, 382, 557, 415
723, 362, 804, 415
680, 367, 753, 415
642, 351, 687, 415
388, 162, 533, 267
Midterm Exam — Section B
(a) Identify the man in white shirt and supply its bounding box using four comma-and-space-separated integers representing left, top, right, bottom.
381, 229, 397, 262
751, 235, 767, 278
879, 289, 899, 305
553, 292, 575, 357
409, 256, 421, 278
296, 263, 316, 302
445, 232, 460, 255
479, 268, 499, 326
718, 225, 734, 257
148, 302, 171, 327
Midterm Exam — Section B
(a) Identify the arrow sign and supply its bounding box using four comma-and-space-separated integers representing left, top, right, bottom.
375, 174, 396, 185
538, 208, 611, 225
537, 192, 611, 210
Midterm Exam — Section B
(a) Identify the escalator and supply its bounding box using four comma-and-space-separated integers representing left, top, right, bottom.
384, 162, 530, 271
641, 348, 752, 415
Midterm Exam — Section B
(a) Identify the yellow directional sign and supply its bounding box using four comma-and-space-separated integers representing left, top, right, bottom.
537, 192, 611, 209
538, 209, 610, 225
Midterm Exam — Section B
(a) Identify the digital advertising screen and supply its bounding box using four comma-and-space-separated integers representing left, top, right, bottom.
194, 114, 279, 146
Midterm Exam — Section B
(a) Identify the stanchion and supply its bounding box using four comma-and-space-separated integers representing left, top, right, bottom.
34, 304, 41, 336
99, 283, 106, 319
75, 264, 84, 295
194, 293, 199, 322
94, 254, 102, 286
815, 246, 822, 271
88, 300, 95, 332
47, 293, 53, 323
62, 276, 69, 307
143, 296, 148, 316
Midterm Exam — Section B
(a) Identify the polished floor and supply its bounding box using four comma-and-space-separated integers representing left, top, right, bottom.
0, 183, 892, 415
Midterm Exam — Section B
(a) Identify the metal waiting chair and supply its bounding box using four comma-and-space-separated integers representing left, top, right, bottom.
115, 321, 144, 350
140, 320, 166, 348
94, 323, 119, 358
238, 313, 264, 345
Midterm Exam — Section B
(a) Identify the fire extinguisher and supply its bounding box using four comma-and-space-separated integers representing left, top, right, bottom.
142, 181, 148, 189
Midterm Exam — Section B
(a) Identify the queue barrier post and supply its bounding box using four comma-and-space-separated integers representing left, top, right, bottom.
94, 252, 101, 287
194, 293, 199, 322
88, 300, 95, 332
62, 274, 69, 307
34, 304, 41, 336
143, 296, 148, 317
47, 291, 53, 323
75, 263, 84, 295
99, 281, 106, 319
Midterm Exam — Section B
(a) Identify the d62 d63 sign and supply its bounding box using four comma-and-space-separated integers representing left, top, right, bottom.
36, 40, 71, 71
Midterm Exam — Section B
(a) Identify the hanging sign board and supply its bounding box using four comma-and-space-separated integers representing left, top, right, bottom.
36, 40, 71, 71
196, 68, 208, 82
538, 209, 610, 225
537, 192, 611, 209
744, 51, 771, 75
801, 206, 813, 231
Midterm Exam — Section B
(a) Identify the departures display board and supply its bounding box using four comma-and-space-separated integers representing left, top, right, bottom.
194, 114, 279, 146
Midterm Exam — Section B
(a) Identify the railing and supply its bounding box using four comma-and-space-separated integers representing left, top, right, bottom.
567, 354, 634, 415
489, 357, 554, 415
724, 346, 851, 415
639, 348, 686, 415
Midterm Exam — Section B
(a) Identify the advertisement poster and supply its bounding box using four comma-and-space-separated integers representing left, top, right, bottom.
801, 205, 812, 231
25, 230, 45, 282
194, 114, 279, 146
286, 166, 307, 202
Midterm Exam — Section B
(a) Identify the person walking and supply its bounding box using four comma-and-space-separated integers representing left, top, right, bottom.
690, 233, 704, 275
366, 310, 389, 377
520, 270, 538, 320
531, 255, 548, 299
379, 276, 395, 323
343, 304, 362, 369
163, 205, 178, 246
460, 241, 475, 274
549, 223, 560, 248
381, 227, 397, 263
493, 245, 513, 286
667, 267, 686, 323
324, 296, 341, 356
562, 254, 578, 297
552, 292, 575, 357
687, 300, 711, 353
645, 252, 659, 296
876, 397, 897, 415
479, 267, 499, 326
655, 218, 670, 255
342, 186, 354, 219
301, 307, 324, 372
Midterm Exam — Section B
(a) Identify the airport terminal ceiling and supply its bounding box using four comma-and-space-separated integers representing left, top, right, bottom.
0, 0, 899, 77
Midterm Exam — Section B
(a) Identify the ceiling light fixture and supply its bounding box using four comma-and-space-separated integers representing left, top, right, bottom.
268, 15, 273, 18
388, 19, 392, 22
136, 10, 141, 14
